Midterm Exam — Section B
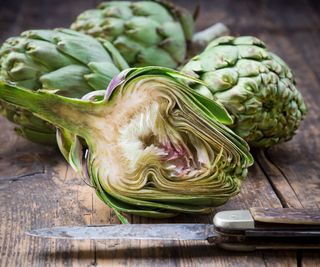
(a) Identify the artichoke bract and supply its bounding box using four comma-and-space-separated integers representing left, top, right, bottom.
71, 1, 194, 68
0, 28, 129, 145
182, 36, 307, 148
0, 67, 253, 222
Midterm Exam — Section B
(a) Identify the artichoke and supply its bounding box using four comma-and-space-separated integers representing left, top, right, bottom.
0, 28, 128, 145
0, 67, 253, 222
182, 36, 307, 147
71, 1, 194, 68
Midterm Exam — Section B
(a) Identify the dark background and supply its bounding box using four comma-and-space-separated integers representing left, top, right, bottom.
1, 0, 320, 41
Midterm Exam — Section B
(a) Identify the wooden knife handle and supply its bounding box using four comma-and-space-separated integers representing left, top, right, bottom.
218, 241, 320, 251
250, 207, 320, 225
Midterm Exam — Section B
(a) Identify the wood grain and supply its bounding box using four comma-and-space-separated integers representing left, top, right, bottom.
250, 207, 320, 225
0, 0, 319, 266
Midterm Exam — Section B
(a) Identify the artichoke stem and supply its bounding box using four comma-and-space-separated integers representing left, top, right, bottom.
0, 81, 97, 134
190, 22, 230, 56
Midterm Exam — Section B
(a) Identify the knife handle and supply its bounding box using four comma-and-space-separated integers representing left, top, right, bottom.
212, 208, 320, 251
218, 242, 320, 251
213, 208, 320, 230
210, 232, 320, 251
249, 208, 320, 225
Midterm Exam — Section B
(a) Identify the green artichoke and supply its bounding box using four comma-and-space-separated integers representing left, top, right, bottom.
0, 67, 253, 222
0, 28, 128, 145
182, 36, 307, 147
71, 1, 194, 68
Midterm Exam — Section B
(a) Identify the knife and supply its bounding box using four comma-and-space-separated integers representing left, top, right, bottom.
26, 208, 320, 251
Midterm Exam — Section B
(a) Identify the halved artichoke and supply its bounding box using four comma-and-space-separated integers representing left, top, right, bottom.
0, 28, 128, 145
0, 67, 253, 222
182, 36, 307, 147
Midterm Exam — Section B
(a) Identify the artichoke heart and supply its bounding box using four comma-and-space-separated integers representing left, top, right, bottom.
0, 67, 253, 222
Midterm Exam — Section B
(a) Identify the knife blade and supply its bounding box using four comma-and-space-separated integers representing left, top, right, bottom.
27, 224, 216, 240
27, 209, 253, 240
26, 208, 320, 251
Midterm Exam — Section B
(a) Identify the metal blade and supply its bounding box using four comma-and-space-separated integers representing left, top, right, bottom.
26, 224, 217, 241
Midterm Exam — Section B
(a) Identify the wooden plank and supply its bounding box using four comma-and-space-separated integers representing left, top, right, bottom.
217, 0, 320, 264
249, 2, 320, 264
0, 122, 95, 267
0, 112, 292, 266
0, 0, 98, 266
0, 0, 319, 266
0, 115, 290, 267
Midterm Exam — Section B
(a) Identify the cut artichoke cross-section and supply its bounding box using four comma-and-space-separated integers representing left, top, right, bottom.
0, 67, 253, 222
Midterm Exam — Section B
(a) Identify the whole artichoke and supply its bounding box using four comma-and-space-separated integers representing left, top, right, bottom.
71, 1, 194, 68
0, 67, 253, 222
0, 28, 128, 145
182, 36, 307, 147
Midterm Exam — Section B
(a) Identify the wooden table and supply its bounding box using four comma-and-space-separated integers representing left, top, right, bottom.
0, 0, 319, 266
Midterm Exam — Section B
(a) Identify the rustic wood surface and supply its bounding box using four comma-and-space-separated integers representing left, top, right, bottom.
0, 0, 319, 266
